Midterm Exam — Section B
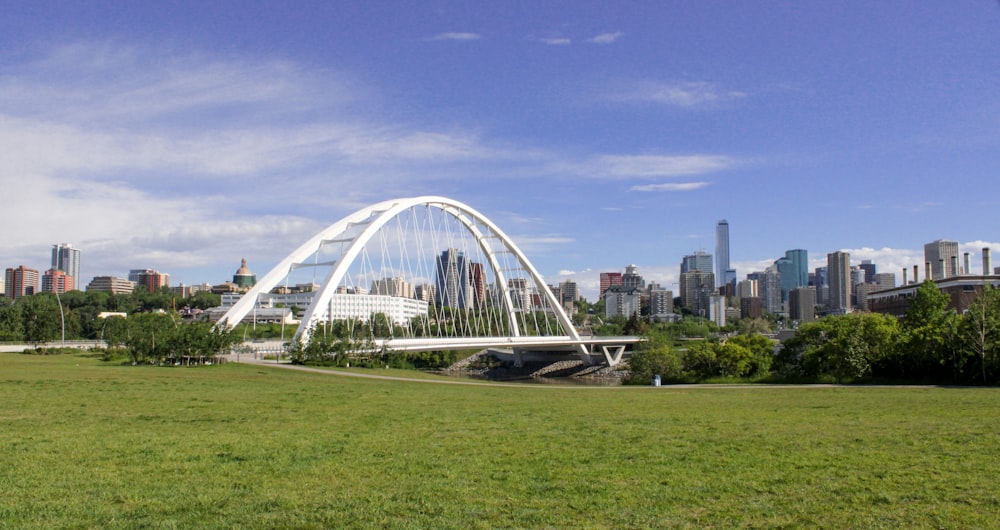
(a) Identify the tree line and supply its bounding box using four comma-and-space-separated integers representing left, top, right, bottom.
627, 280, 1000, 385
0, 288, 236, 363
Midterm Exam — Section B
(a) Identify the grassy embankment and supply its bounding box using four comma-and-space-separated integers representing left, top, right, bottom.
1, 352, 999, 528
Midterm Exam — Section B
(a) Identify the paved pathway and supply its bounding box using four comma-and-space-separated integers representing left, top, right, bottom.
227, 356, 941, 390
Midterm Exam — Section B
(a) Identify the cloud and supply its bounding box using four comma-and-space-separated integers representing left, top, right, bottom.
540, 37, 572, 46
428, 32, 482, 41
510, 234, 575, 254
590, 154, 738, 178
614, 80, 747, 108
0, 42, 523, 282
630, 181, 711, 192
587, 32, 624, 44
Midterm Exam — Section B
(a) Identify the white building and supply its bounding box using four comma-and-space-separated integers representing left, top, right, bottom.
604, 285, 642, 319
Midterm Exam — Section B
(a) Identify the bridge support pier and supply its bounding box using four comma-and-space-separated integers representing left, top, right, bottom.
598, 345, 627, 367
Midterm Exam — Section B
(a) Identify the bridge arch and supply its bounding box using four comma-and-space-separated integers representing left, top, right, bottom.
219, 196, 588, 359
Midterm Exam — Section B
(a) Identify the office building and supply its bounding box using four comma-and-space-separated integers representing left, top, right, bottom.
827, 251, 852, 313
789, 287, 816, 323
715, 220, 730, 289
874, 273, 896, 291
5, 266, 40, 299
51, 243, 81, 281
775, 249, 808, 301
679, 270, 714, 317
737, 278, 758, 299
371, 277, 414, 298
434, 248, 471, 309
859, 260, 877, 284
924, 239, 959, 280
87, 276, 136, 295
681, 251, 713, 275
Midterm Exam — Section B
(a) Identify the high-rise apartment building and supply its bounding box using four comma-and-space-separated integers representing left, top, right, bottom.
679, 270, 714, 316
129, 269, 170, 292
434, 248, 470, 309
5, 266, 39, 299
622, 264, 645, 290
604, 285, 642, 319
558, 280, 579, 306
715, 220, 730, 288
599, 272, 623, 298
649, 288, 674, 322
827, 251, 852, 314
760, 265, 783, 315
42, 269, 75, 294
924, 239, 959, 280
51, 243, 81, 281
468, 262, 487, 307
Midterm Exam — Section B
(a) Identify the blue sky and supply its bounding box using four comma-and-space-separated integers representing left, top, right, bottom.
1, 1, 998, 300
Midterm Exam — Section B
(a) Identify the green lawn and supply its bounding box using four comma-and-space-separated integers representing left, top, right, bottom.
2, 353, 999, 529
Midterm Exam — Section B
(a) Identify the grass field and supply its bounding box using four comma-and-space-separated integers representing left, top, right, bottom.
2, 353, 999, 529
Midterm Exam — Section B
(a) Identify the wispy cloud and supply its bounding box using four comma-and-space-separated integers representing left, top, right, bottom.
0, 42, 516, 278
540, 37, 572, 46
630, 181, 711, 192
614, 80, 746, 108
428, 32, 482, 41
587, 32, 624, 44
590, 154, 738, 178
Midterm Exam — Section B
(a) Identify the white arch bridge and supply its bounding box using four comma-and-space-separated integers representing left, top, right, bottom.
219, 196, 640, 366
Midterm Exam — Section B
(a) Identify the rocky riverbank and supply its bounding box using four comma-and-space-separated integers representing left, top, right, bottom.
442, 350, 627, 384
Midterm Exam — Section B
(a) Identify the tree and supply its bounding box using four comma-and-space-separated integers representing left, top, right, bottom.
776, 313, 900, 382
625, 328, 681, 384
19, 294, 62, 346
727, 333, 776, 376
0, 298, 24, 341
682, 341, 718, 379
716, 342, 753, 377
961, 285, 1000, 384
898, 280, 952, 379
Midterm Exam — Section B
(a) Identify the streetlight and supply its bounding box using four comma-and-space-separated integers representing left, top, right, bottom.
54, 278, 65, 346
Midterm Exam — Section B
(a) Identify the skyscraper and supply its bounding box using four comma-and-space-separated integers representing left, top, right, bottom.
599, 272, 623, 298
827, 251, 851, 313
859, 260, 877, 284
51, 243, 81, 281
775, 249, 808, 302
924, 239, 959, 279
715, 220, 730, 289
681, 251, 713, 276
434, 248, 470, 309
622, 264, 645, 290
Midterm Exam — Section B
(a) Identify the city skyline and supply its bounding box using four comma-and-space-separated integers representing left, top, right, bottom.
1, 3, 998, 302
